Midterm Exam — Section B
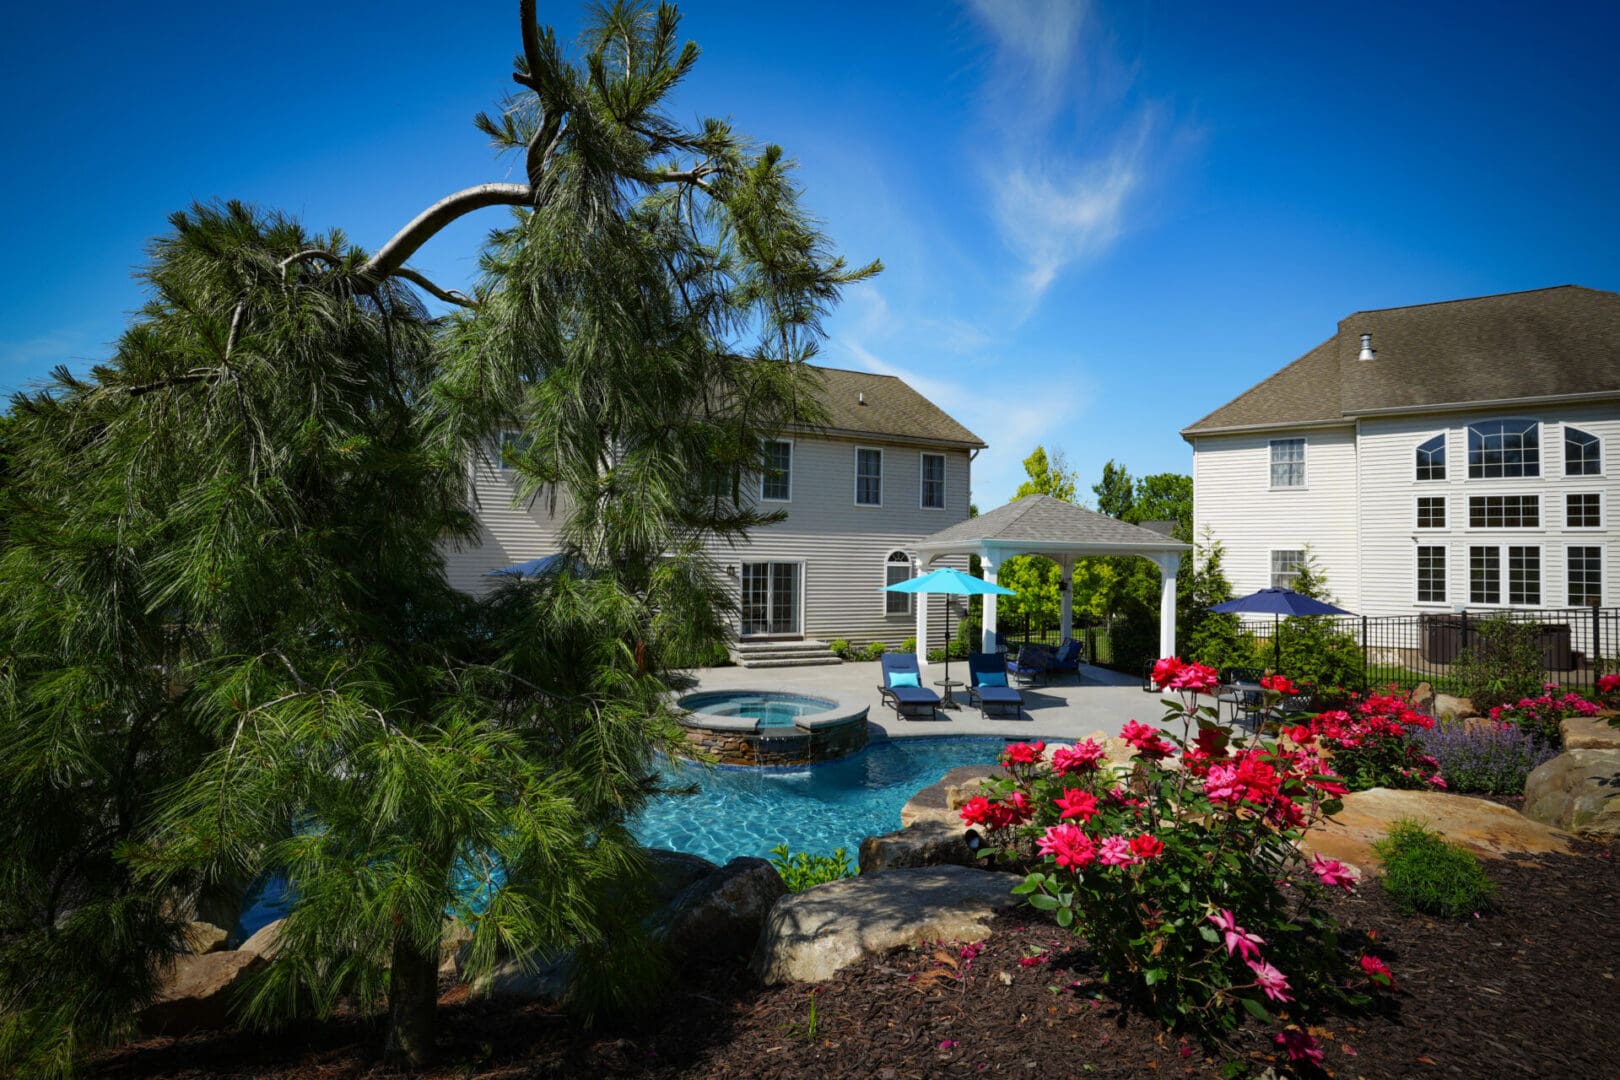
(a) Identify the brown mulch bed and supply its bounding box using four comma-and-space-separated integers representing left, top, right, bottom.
96, 841, 1618, 1079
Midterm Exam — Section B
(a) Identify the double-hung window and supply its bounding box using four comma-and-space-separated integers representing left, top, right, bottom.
1467, 420, 1539, 478
1468, 495, 1539, 528
855, 448, 883, 506
885, 551, 912, 615
1470, 545, 1541, 605
761, 440, 792, 501
1507, 546, 1541, 605
1269, 438, 1305, 488
1564, 426, 1601, 475
1568, 546, 1603, 606
1469, 546, 1501, 604
1567, 493, 1602, 528
1416, 546, 1447, 603
1270, 550, 1305, 590
1416, 496, 1447, 529
920, 453, 946, 509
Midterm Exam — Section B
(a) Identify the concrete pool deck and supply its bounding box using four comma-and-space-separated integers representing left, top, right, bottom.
680, 660, 1184, 744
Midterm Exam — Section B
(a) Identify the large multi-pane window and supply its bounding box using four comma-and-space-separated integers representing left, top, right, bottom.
855, 448, 883, 506
1415, 434, 1447, 480
1467, 419, 1539, 478
1417, 546, 1447, 603
885, 550, 912, 615
761, 439, 792, 501
1417, 496, 1447, 529
1564, 426, 1601, 476
920, 453, 946, 509
1567, 492, 1602, 528
497, 430, 532, 470
1507, 546, 1541, 606
1468, 495, 1540, 528
1271, 550, 1305, 590
1469, 546, 1501, 604
1269, 438, 1305, 488
1568, 546, 1603, 606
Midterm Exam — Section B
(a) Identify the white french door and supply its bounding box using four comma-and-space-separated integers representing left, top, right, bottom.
741, 561, 801, 637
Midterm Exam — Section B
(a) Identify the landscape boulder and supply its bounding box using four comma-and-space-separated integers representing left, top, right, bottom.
858, 820, 977, 875
659, 856, 786, 963
1407, 682, 1437, 716
900, 764, 1001, 828
1523, 750, 1620, 840
1432, 694, 1475, 720
1300, 787, 1575, 871
237, 917, 284, 959
139, 950, 265, 1034
751, 864, 1017, 985
1560, 716, 1620, 751
183, 920, 229, 955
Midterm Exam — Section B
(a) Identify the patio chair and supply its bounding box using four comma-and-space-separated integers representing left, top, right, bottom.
1047, 638, 1083, 682
877, 652, 942, 721
1006, 644, 1051, 687
967, 651, 1024, 719
1216, 666, 1265, 727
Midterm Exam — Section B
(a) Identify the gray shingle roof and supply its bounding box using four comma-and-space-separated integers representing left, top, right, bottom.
803, 366, 985, 448
1182, 285, 1620, 436
916, 495, 1188, 552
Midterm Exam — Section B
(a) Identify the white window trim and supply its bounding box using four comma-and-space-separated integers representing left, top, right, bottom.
1414, 432, 1448, 483
919, 452, 947, 511
1564, 491, 1605, 531
883, 550, 913, 617
1561, 423, 1606, 478
1468, 543, 1545, 608
1268, 438, 1307, 491
1414, 494, 1449, 531
1268, 547, 1306, 590
760, 437, 793, 503
854, 446, 883, 507
1415, 544, 1448, 606
1464, 417, 1542, 481
1464, 493, 1544, 531
1565, 543, 1606, 607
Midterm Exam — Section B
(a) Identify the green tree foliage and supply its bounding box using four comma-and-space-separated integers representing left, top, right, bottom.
1451, 616, 1547, 711
997, 447, 1081, 634
1180, 531, 1246, 670
1012, 445, 1080, 503
1123, 473, 1193, 541
1091, 458, 1134, 519
0, 3, 875, 1072
1288, 545, 1334, 601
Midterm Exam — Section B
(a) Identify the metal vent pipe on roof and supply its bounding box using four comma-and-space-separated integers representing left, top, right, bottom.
1358, 333, 1375, 361
858, 391, 866, 405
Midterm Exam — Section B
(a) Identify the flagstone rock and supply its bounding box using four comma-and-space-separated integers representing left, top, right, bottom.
858, 820, 978, 875
659, 856, 786, 963
184, 920, 229, 955
1523, 750, 1620, 840
751, 864, 1018, 985
1433, 694, 1475, 719
900, 764, 1002, 828
1561, 716, 1620, 751
237, 917, 283, 959
1301, 787, 1576, 872
139, 950, 264, 1034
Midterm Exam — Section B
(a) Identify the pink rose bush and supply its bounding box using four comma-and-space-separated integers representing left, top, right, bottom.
1488, 688, 1600, 746
1304, 691, 1445, 791
965, 659, 1378, 1051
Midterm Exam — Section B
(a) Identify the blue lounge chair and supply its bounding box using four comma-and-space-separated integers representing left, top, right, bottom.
878, 653, 942, 721
1006, 644, 1051, 687
1047, 638, 1083, 681
967, 651, 1024, 719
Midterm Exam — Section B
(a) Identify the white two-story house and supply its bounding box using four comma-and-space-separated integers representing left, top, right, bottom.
1182, 285, 1619, 619
445, 365, 984, 656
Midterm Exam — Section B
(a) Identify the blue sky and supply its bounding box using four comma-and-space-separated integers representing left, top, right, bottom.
3, 1, 1617, 506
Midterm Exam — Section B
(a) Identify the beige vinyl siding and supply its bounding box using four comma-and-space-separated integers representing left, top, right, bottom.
1356, 405, 1620, 615
1190, 426, 1362, 609
440, 433, 975, 648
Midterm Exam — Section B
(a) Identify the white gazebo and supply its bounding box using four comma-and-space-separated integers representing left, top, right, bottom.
909, 494, 1192, 667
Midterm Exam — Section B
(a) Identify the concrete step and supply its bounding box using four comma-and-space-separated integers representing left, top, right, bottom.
734, 639, 830, 654
734, 656, 845, 669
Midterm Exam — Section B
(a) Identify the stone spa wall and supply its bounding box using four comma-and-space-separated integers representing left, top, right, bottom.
678, 713, 869, 766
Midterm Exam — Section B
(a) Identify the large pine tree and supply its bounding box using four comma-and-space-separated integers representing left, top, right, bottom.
0, 2, 876, 1071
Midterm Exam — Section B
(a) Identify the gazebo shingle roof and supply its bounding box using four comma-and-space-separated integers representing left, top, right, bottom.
915, 495, 1188, 553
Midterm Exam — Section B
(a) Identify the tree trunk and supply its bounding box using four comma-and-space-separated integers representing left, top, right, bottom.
383, 931, 439, 1070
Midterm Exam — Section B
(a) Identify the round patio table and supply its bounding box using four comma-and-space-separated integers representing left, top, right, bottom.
933, 678, 964, 708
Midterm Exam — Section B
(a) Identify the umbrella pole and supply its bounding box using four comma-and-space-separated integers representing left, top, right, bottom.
943, 596, 952, 691
1273, 612, 1280, 671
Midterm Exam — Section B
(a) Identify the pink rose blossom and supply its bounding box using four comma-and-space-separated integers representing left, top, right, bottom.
1247, 957, 1293, 1002
1206, 909, 1264, 962
1359, 953, 1397, 989
1168, 661, 1221, 694
1001, 740, 1046, 766
1098, 835, 1138, 867
1274, 1029, 1323, 1065
1051, 740, 1107, 775
1128, 833, 1164, 860
1054, 788, 1100, 822
1309, 854, 1357, 891
1037, 823, 1097, 870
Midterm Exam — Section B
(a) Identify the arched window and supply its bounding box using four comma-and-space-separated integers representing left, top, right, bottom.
1565, 426, 1602, 476
1415, 434, 1446, 481
884, 551, 913, 615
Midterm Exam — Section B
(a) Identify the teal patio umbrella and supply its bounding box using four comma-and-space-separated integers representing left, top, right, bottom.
885, 566, 1017, 686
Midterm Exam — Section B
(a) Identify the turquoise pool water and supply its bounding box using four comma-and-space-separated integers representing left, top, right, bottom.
235, 736, 1010, 938
680, 690, 835, 727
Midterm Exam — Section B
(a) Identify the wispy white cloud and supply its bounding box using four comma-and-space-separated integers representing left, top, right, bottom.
0, 329, 98, 394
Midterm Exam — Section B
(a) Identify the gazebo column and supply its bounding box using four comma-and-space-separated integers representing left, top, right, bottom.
980, 551, 1001, 654
1058, 556, 1075, 644
913, 555, 929, 673
1150, 553, 1182, 659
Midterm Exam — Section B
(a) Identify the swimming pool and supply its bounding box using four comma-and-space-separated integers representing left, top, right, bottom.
234, 736, 1012, 939
680, 690, 837, 727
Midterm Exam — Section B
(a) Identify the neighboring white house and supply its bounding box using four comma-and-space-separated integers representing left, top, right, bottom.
1182, 285, 1620, 618
445, 365, 984, 655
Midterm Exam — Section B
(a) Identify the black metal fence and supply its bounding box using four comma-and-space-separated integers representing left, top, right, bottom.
1235, 607, 1620, 695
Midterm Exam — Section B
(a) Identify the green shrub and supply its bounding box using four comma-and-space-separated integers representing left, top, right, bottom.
926, 648, 946, 663
827, 638, 853, 660
900, 636, 917, 654
862, 641, 887, 661
1371, 819, 1496, 919
953, 613, 981, 655
1452, 616, 1547, 712
662, 639, 732, 668
768, 845, 854, 892
1273, 616, 1363, 696
1104, 604, 1157, 676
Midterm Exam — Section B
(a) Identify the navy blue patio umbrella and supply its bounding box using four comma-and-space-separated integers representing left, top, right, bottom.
484, 553, 584, 580
1208, 588, 1354, 669
885, 566, 1016, 686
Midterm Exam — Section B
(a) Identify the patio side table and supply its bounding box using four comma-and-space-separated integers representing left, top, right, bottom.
933, 678, 964, 708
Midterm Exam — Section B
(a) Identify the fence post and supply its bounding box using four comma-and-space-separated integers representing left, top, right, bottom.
1361, 615, 1369, 693
1594, 604, 1603, 686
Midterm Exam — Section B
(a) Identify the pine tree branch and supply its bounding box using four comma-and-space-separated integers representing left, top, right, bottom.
390, 268, 477, 309
358, 183, 533, 280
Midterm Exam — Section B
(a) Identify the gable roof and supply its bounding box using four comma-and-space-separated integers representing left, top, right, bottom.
915, 494, 1188, 554
1182, 285, 1620, 437
803, 366, 985, 449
